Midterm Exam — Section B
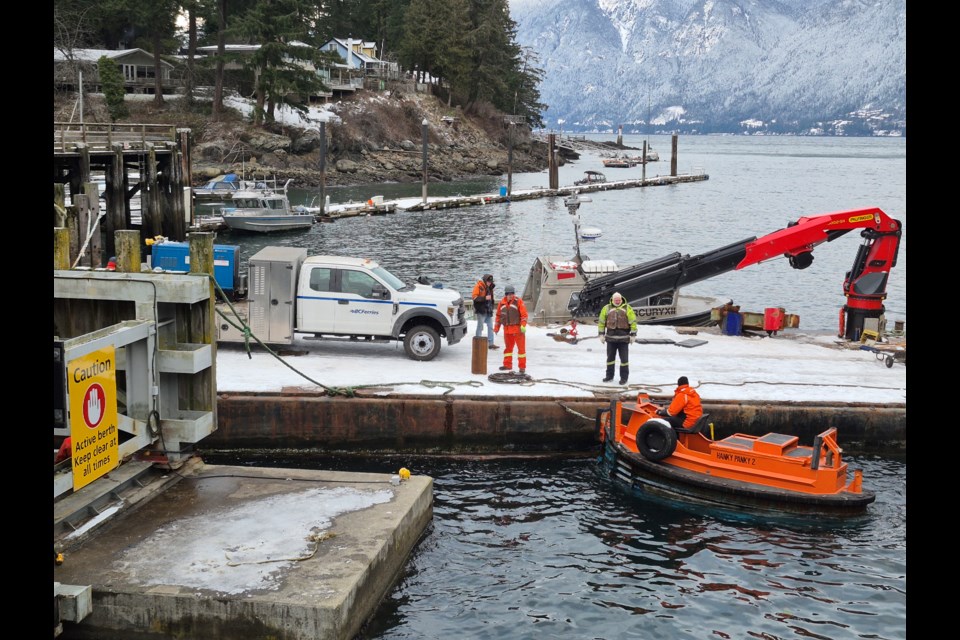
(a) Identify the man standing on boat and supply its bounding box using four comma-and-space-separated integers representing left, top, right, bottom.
598, 292, 637, 384
494, 285, 528, 373
657, 377, 703, 429
472, 274, 499, 350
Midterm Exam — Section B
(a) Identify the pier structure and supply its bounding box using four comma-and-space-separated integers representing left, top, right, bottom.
53, 123, 193, 264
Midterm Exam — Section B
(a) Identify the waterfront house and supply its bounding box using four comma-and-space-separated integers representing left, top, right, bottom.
53, 48, 179, 94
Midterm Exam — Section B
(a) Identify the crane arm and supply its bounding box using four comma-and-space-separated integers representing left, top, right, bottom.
568, 207, 901, 340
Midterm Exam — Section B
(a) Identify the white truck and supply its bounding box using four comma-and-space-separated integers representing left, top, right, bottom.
217, 246, 468, 361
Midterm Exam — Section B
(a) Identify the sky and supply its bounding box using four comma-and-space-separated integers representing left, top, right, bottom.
215, 320, 906, 405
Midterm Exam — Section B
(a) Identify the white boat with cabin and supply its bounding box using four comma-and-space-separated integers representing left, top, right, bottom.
521, 195, 728, 327
220, 179, 315, 233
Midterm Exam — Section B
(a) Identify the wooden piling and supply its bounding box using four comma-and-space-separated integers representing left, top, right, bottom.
471, 336, 488, 375
671, 134, 678, 177
115, 230, 141, 273
189, 233, 218, 427
53, 228, 70, 270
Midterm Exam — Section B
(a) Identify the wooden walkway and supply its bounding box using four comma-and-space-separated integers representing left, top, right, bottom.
187, 171, 709, 231
391, 172, 708, 213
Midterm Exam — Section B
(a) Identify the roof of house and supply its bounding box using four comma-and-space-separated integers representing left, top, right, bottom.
53, 48, 174, 68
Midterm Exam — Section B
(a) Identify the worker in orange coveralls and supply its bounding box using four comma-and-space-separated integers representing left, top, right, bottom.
494, 285, 528, 373
657, 376, 703, 429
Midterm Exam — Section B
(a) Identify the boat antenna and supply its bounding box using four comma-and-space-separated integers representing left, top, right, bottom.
564, 194, 591, 265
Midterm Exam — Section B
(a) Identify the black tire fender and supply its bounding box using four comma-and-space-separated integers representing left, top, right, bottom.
637, 419, 678, 461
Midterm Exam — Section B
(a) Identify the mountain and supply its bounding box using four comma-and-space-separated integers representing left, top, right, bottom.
509, 0, 906, 136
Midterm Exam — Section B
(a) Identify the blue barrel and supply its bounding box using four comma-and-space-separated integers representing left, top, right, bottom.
722, 312, 743, 336
499, 186, 508, 197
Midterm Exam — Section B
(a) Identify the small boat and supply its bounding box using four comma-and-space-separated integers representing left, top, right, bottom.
602, 156, 635, 168
193, 173, 243, 202
574, 170, 607, 186
220, 179, 315, 233
596, 393, 876, 519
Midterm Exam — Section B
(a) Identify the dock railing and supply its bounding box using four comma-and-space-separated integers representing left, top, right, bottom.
54, 122, 179, 153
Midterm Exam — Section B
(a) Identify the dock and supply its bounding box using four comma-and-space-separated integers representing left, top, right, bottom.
54, 459, 432, 640
185, 170, 707, 231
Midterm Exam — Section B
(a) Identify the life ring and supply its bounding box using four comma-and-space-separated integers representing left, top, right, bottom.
637, 419, 677, 461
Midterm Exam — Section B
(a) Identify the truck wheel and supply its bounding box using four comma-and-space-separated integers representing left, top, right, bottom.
404, 325, 440, 361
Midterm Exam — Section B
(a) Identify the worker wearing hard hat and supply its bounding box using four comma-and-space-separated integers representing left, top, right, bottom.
494, 285, 528, 373
598, 291, 637, 384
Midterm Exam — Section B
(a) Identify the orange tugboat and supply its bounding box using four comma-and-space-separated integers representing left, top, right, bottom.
596, 393, 875, 519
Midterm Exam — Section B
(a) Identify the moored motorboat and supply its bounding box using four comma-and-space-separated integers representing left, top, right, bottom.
193, 173, 243, 202
596, 393, 875, 519
574, 170, 607, 186
220, 179, 315, 233
521, 194, 729, 327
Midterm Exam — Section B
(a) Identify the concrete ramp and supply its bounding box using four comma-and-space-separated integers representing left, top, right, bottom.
54, 462, 433, 640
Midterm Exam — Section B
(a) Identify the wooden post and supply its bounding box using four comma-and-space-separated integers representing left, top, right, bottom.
143, 144, 162, 239
319, 121, 326, 216
642, 140, 648, 182
53, 227, 70, 270
188, 232, 217, 429
83, 182, 102, 267
115, 230, 141, 273
105, 145, 126, 259
471, 336, 488, 375
54, 183, 67, 228
66, 202, 80, 264
178, 128, 193, 229
671, 134, 678, 177
548, 133, 558, 190
166, 142, 186, 241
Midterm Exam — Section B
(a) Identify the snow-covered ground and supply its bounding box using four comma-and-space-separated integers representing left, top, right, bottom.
215, 321, 906, 405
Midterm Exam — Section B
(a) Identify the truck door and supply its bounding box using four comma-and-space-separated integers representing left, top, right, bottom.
296, 265, 339, 333
335, 268, 393, 335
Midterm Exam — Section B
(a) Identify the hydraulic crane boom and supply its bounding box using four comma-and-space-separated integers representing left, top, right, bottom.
569, 207, 902, 339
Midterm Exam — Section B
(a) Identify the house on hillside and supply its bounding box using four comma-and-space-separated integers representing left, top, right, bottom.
54, 48, 179, 94
318, 38, 399, 79
194, 39, 395, 100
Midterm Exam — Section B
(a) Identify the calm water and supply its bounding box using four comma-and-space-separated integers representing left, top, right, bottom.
204, 452, 907, 640
210, 134, 906, 334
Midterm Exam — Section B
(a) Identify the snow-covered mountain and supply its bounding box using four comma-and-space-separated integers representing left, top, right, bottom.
509, 0, 906, 136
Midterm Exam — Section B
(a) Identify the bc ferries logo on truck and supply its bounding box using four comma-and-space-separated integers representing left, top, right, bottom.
350, 308, 380, 315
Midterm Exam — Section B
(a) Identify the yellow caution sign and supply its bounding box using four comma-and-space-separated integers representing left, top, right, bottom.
68, 346, 119, 490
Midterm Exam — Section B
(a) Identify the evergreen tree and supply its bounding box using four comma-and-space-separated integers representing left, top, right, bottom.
231, 0, 328, 125
98, 55, 129, 121
507, 46, 547, 129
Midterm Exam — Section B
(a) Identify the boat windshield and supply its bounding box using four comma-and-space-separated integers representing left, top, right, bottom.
372, 266, 410, 291
265, 199, 286, 210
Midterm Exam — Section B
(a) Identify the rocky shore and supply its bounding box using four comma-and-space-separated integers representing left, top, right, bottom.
189, 91, 553, 188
